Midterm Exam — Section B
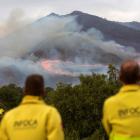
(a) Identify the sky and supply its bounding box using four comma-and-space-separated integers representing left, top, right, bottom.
0, 0, 140, 22
0, 0, 140, 37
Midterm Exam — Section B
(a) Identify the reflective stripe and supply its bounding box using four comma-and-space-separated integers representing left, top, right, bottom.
110, 132, 140, 140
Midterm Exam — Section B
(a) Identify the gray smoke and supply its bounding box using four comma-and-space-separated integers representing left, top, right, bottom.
80, 29, 136, 59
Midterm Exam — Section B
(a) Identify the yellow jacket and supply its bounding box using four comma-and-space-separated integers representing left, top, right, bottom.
102, 85, 140, 140
0, 95, 64, 140
0, 109, 4, 115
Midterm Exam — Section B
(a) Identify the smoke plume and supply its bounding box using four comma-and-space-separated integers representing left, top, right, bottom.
0, 9, 32, 38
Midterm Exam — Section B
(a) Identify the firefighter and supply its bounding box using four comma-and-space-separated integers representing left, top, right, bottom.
0, 109, 4, 115
0, 74, 64, 140
102, 60, 140, 140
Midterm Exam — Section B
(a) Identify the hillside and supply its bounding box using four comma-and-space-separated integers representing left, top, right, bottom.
31, 33, 123, 65
0, 65, 26, 87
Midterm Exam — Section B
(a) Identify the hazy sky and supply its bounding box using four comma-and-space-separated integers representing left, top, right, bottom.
0, 0, 140, 22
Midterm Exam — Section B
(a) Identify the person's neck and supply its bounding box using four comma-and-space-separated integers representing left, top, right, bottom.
122, 83, 138, 86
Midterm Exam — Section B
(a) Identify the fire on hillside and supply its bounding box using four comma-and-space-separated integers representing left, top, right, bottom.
42, 60, 108, 76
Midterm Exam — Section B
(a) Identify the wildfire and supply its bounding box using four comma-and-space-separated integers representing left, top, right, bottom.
42, 60, 108, 76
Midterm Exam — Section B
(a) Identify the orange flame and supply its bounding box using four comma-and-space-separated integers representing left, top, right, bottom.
42, 60, 108, 76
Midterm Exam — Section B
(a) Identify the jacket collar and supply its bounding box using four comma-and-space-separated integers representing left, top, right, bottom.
119, 84, 140, 93
20, 95, 45, 105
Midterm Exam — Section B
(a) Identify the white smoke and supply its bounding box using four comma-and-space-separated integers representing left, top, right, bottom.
0, 11, 76, 58
0, 9, 32, 38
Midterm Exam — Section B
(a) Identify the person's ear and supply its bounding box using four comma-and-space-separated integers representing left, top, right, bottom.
118, 74, 122, 82
23, 88, 27, 96
41, 89, 46, 98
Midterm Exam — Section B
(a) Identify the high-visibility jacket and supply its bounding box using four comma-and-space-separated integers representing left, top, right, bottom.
102, 85, 140, 140
0, 109, 4, 115
0, 95, 64, 140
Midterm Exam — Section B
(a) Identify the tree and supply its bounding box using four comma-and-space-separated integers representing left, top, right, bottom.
44, 87, 54, 98
45, 64, 122, 139
0, 84, 23, 110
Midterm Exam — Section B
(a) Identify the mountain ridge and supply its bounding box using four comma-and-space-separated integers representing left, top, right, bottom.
67, 11, 140, 51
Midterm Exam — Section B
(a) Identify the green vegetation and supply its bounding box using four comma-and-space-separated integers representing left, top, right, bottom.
0, 84, 23, 110
0, 64, 122, 140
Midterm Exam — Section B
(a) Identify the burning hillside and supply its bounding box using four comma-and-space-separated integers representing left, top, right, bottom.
0, 11, 140, 87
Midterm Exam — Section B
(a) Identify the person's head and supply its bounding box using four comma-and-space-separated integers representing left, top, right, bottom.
24, 74, 45, 97
119, 60, 140, 85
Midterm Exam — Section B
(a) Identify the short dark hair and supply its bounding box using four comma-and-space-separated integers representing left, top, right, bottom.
25, 74, 44, 96
120, 60, 140, 84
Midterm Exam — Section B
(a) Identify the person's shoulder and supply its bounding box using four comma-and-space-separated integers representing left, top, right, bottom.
2, 107, 19, 119
44, 104, 60, 114
44, 105, 61, 120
